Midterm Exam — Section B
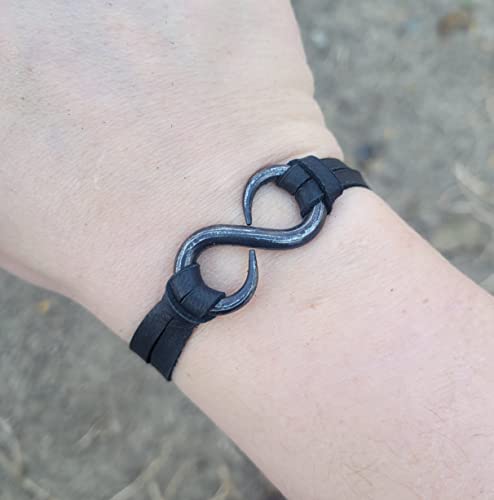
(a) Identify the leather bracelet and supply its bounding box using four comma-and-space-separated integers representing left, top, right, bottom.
130, 156, 369, 380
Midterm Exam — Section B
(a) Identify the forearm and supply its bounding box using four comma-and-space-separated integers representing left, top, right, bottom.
85, 140, 494, 499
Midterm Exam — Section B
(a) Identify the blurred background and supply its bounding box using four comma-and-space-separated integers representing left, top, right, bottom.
1, 1, 493, 499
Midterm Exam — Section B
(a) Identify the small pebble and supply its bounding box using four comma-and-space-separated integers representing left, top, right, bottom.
36, 299, 52, 315
437, 9, 474, 36
354, 141, 385, 168
310, 29, 329, 50
397, 18, 421, 37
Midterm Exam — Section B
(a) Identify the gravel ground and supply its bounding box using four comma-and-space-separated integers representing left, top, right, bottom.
1, 1, 493, 499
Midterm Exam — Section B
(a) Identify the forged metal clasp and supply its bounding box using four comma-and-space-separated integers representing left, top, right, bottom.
173, 164, 328, 315
130, 156, 369, 381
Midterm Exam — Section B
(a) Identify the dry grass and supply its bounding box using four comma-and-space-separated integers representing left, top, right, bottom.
0, 416, 241, 500
452, 163, 494, 291
453, 163, 494, 229
0, 417, 59, 500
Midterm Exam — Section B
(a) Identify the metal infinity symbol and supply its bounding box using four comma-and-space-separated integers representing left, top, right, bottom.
174, 165, 328, 315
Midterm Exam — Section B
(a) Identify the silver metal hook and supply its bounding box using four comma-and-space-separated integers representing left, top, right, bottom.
174, 164, 327, 315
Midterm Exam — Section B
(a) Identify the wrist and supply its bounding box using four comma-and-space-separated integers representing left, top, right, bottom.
170, 183, 494, 499
73, 122, 343, 341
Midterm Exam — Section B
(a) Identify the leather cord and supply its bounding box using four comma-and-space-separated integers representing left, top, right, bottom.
278, 156, 368, 217
130, 264, 224, 380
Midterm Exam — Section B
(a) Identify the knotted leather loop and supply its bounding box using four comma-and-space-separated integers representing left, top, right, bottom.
130, 264, 224, 380
278, 156, 367, 217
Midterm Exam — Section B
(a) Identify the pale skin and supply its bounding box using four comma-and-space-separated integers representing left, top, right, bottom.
1, 2, 494, 499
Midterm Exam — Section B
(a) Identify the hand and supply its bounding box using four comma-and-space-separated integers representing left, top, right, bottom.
0, 1, 340, 336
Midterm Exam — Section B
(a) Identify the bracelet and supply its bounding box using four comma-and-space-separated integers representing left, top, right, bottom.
130, 156, 369, 380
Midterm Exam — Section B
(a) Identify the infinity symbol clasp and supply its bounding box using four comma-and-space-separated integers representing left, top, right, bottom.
173, 164, 327, 315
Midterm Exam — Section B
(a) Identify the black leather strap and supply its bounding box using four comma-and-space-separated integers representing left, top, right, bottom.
130, 264, 224, 380
130, 157, 368, 381
278, 156, 368, 217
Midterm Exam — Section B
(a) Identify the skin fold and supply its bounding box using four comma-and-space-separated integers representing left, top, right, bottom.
1, 2, 494, 499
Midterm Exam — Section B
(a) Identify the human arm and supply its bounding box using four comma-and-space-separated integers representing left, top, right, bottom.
1, 2, 494, 499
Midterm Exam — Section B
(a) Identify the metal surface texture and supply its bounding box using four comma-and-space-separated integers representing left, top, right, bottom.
174, 164, 327, 315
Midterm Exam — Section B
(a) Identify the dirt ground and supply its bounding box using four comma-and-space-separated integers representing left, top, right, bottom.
1, 1, 493, 499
